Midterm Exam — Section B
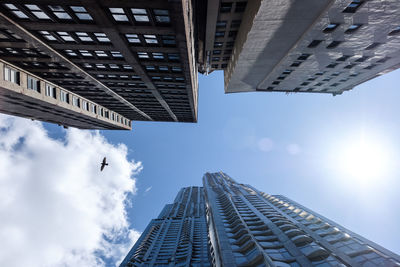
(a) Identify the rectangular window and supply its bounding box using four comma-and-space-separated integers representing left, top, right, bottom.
45, 83, 56, 98
4, 65, 20, 85
72, 96, 80, 107
60, 90, 69, 103
27, 75, 40, 92
91, 104, 96, 114
82, 100, 89, 111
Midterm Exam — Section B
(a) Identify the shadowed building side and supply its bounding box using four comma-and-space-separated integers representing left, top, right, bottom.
0, 60, 131, 130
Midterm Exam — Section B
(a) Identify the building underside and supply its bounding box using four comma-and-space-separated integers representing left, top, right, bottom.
0, 0, 199, 124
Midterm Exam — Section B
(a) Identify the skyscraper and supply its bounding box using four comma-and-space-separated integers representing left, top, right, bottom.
0, 0, 200, 128
121, 172, 400, 266
119, 186, 211, 266
204, 0, 400, 96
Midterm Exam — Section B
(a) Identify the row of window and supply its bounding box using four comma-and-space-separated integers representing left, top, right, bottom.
5, 4, 93, 21
3, 65, 129, 126
109, 7, 170, 24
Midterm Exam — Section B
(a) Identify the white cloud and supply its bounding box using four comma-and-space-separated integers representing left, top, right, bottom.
144, 186, 152, 194
257, 138, 274, 152
0, 115, 141, 267
287, 143, 301, 155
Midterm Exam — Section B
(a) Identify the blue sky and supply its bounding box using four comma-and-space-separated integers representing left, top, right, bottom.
45, 69, 400, 262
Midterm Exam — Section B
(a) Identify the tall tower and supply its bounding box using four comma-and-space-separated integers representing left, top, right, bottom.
121, 173, 400, 266
203, 172, 400, 266
120, 186, 211, 266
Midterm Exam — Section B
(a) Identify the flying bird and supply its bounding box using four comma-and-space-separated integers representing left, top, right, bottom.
100, 157, 108, 171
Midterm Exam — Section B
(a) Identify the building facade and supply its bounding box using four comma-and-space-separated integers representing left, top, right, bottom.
121, 172, 400, 267
0, 0, 200, 128
120, 186, 211, 266
203, 0, 400, 96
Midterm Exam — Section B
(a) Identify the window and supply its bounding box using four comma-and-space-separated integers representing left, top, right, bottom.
161, 35, 175, 45
45, 83, 56, 98
4, 4, 29, 19
27, 75, 40, 92
82, 100, 89, 111
153, 9, 170, 23
291, 61, 302, 67
63, 49, 77, 57
79, 50, 93, 57
109, 8, 128, 22
214, 42, 223, 48
235, 2, 247, 12
215, 31, 225, 37
212, 57, 220, 62
48, 5, 72, 20
144, 34, 158, 44
345, 24, 362, 34
100, 107, 104, 117
94, 33, 110, 42
72, 96, 80, 107
95, 50, 107, 57
213, 50, 221, 55
167, 53, 179, 61
145, 65, 156, 71
344, 64, 355, 69
365, 42, 381, 50
228, 31, 237, 37
131, 8, 149, 22
125, 33, 140, 44
376, 57, 390, 63
326, 41, 341, 49
364, 64, 377, 70
216, 21, 227, 28
336, 55, 351, 61
76, 32, 93, 42
105, 110, 109, 119
4, 65, 20, 84
39, 31, 57, 41
57, 31, 75, 42
343, 0, 364, 13
389, 26, 400, 36
323, 23, 340, 33
231, 20, 241, 28
355, 56, 369, 62
326, 63, 338, 68
111, 51, 123, 58
172, 67, 182, 72
91, 104, 96, 114
297, 54, 311, 60
60, 90, 69, 103
25, 4, 50, 20
71, 6, 93, 20
159, 66, 168, 71
308, 40, 322, 48
220, 2, 232, 13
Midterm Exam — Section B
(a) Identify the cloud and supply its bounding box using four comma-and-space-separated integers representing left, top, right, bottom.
0, 115, 141, 267
144, 186, 152, 194
287, 143, 301, 155
257, 138, 274, 152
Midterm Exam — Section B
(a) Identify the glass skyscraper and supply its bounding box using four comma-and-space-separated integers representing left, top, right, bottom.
120, 172, 400, 266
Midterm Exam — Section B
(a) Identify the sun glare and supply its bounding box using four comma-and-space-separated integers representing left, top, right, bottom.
338, 135, 391, 183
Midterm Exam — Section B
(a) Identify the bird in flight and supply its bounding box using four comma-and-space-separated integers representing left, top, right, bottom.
100, 157, 108, 171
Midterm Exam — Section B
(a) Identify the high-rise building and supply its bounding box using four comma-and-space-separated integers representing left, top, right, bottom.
121, 172, 400, 266
201, 0, 400, 96
119, 186, 211, 266
0, 0, 200, 128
